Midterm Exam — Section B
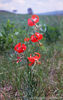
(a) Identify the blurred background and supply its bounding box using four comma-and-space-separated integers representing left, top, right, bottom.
0, 0, 63, 14
0, 0, 63, 100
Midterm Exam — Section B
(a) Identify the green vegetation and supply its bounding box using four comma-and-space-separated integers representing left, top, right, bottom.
0, 12, 63, 99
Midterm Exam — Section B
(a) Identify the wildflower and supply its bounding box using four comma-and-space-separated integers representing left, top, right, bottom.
34, 52, 40, 61
35, 32, 43, 40
27, 52, 41, 66
28, 15, 39, 26
14, 43, 26, 53
31, 32, 43, 42
31, 15, 39, 23
16, 56, 22, 63
24, 37, 30, 42
31, 34, 38, 42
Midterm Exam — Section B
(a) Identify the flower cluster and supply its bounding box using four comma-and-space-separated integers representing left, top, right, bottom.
14, 15, 43, 66
24, 32, 43, 43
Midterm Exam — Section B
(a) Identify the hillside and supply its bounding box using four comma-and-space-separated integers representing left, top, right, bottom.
0, 10, 63, 99
38, 10, 63, 15
0, 10, 63, 15
0, 10, 63, 31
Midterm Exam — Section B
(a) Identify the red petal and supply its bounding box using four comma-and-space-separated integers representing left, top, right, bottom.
22, 44, 27, 51
33, 52, 40, 61
31, 35, 38, 42
14, 43, 26, 53
14, 43, 21, 51
14, 43, 22, 53
24, 38, 30, 42
17, 56, 20, 59
28, 18, 35, 26
31, 15, 39, 23
29, 62, 34, 66
27, 57, 35, 62
35, 32, 43, 40
16, 60, 19, 63
35, 52, 40, 58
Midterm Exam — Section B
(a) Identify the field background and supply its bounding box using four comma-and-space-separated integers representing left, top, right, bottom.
0, 11, 63, 100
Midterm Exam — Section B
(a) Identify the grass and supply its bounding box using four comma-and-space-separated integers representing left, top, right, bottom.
0, 11, 63, 99
0, 44, 63, 99
0, 11, 63, 30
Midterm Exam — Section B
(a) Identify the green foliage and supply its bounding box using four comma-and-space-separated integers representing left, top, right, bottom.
44, 25, 60, 43
0, 12, 63, 99
0, 20, 19, 51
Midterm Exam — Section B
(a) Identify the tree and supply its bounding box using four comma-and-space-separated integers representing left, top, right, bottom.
27, 8, 33, 15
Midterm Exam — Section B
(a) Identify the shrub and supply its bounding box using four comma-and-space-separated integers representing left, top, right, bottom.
44, 25, 60, 43
0, 20, 18, 51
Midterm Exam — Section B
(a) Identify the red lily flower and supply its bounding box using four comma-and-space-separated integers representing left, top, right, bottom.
35, 32, 43, 40
27, 54, 35, 66
24, 37, 30, 42
28, 18, 35, 26
31, 32, 43, 42
27, 52, 40, 66
31, 34, 38, 42
33, 52, 40, 61
14, 43, 26, 53
28, 15, 39, 26
31, 15, 39, 23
